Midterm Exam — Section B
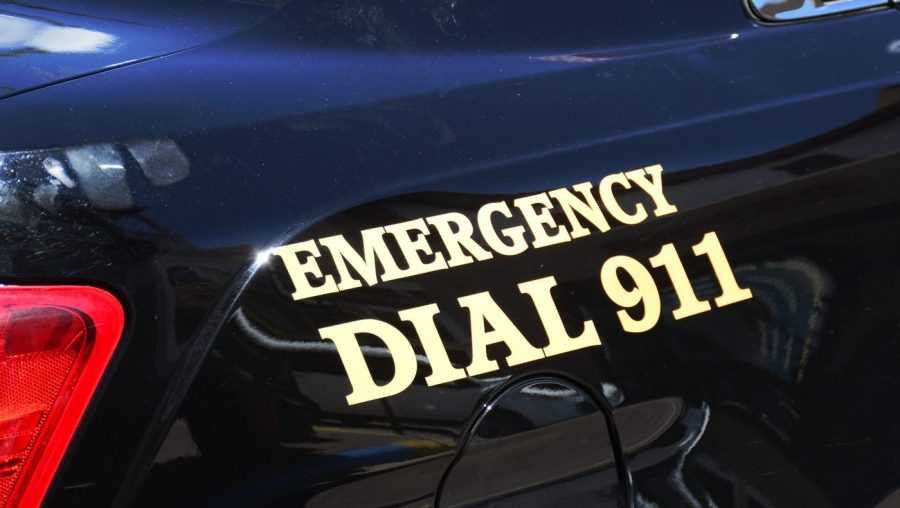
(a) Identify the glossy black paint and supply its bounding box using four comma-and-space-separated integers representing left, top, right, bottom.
0, 1, 899, 506
440, 379, 621, 507
0, 1, 276, 99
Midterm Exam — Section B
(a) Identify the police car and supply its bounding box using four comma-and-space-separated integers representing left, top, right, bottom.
1, 0, 900, 506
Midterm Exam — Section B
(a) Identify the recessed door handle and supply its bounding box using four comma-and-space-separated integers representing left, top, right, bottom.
747, 0, 890, 21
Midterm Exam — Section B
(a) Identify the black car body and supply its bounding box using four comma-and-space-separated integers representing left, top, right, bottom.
1, 1, 900, 506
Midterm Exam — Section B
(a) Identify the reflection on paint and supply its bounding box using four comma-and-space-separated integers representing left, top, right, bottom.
253, 249, 273, 268
66, 144, 133, 209
0, 139, 190, 219
0, 14, 116, 54
736, 258, 833, 383
126, 139, 190, 186
42, 157, 75, 188
888, 40, 900, 54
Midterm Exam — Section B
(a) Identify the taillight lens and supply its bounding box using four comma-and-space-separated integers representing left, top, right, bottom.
0, 286, 124, 508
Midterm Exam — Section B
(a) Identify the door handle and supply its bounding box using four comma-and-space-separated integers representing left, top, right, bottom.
747, 0, 890, 21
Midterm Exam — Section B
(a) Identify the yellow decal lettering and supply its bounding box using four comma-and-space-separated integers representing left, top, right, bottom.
271, 163, 761, 407
547, 182, 611, 239
513, 192, 572, 249
318, 319, 418, 405
426, 212, 494, 267
598, 172, 648, 225
271, 240, 339, 300
383, 218, 449, 281
319, 228, 398, 291
398, 304, 467, 386
518, 275, 602, 357
649, 243, 712, 320
477, 201, 529, 256
600, 255, 661, 333
625, 164, 678, 217
458, 291, 545, 376
692, 231, 754, 307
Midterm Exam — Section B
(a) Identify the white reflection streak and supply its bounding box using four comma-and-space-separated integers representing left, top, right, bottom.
0, 14, 115, 53
253, 248, 273, 268
602, 382, 625, 407
670, 403, 712, 508
42, 157, 75, 188
635, 492, 661, 508
519, 385, 577, 398
233, 307, 430, 364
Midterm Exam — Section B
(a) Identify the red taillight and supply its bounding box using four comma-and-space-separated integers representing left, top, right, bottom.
0, 286, 124, 508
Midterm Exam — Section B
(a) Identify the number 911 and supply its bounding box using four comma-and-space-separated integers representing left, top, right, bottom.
600, 231, 753, 333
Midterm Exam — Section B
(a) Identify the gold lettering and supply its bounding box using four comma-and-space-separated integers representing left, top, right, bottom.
319, 228, 399, 291
625, 164, 678, 217
513, 193, 572, 248
598, 172, 648, 225
398, 304, 466, 386
547, 182, 611, 239
477, 201, 529, 256
518, 276, 602, 357
600, 255, 660, 333
458, 291, 544, 376
426, 212, 494, 268
383, 218, 449, 281
649, 243, 711, 320
319, 319, 418, 405
692, 232, 753, 307
271, 240, 339, 300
